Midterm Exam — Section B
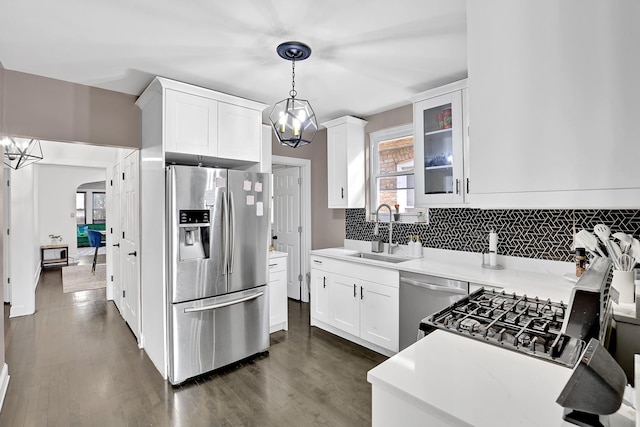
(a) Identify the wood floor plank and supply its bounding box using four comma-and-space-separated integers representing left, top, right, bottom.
2, 268, 387, 426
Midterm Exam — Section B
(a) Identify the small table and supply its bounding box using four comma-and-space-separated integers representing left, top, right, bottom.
41, 244, 69, 268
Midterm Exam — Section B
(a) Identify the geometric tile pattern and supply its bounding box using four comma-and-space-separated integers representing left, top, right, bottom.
345, 208, 640, 262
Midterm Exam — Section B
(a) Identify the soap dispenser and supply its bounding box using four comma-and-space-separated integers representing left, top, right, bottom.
415, 235, 423, 257
408, 235, 416, 255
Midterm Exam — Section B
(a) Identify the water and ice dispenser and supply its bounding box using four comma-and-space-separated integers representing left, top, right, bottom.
178, 210, 210, 261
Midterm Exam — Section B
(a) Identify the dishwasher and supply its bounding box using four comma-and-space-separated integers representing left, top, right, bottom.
399, 271, 469, 351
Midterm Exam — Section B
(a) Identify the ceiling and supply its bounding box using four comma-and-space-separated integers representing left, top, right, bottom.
0, 0, 468, 124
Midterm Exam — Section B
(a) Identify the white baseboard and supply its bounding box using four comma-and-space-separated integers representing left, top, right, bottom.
9, 304, 34, 318
0, 363, 10, 412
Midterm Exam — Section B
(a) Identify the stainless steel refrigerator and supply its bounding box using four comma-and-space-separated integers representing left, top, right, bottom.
167, 165, 270, 385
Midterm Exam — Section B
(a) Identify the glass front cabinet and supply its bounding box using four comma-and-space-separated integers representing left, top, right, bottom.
411, 79, 468, 206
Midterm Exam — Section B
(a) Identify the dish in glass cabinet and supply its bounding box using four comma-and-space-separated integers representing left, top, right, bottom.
424, 154, 453, 168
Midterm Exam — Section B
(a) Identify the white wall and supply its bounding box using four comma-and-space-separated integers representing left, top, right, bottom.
38, 165, 107, 261
9, 165, 39, 317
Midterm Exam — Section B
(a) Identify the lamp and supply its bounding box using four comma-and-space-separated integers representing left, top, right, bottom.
269, 41, 318, 148
1, 136, 44, 169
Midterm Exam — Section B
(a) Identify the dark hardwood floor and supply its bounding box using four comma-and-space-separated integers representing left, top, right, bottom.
1, 269, 387, 426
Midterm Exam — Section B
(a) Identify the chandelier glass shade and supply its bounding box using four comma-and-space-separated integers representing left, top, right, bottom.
269, 42, 317, 148
1, 136, 44, 169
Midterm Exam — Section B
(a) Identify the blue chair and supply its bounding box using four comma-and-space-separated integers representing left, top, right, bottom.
87, 229, 104, 274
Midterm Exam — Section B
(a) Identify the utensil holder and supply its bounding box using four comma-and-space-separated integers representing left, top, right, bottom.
612, 270, 635, 304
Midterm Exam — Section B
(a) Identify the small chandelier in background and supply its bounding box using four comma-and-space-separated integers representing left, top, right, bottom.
1, 136, 44, 169
269, 41, 318, 148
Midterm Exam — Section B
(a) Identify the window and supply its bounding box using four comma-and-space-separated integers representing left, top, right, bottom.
92, 192, 106, 224
370, 124, 415, 217
76, 192, 86, 224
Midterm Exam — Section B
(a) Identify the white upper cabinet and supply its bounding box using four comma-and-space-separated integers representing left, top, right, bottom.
411, 80, 469, 206
322, 116, 368, 209
165, 89, 218, 156
137, 77, 267, 165
217, 102, 261, 162
466, 2, 640, 208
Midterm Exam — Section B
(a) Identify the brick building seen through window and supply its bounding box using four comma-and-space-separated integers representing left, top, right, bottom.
373, 134, 414, 214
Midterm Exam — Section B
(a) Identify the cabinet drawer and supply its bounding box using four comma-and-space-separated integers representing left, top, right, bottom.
310, 255, 399, 288
268, 258, 286, 273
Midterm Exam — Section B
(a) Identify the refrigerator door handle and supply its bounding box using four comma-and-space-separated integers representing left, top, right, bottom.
222, 191, 228, 275
183, 291, 264, 313
229, 191, 236, 274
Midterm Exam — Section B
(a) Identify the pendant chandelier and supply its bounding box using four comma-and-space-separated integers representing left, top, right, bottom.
1, 136, 44, 169
269, 41, 318, 148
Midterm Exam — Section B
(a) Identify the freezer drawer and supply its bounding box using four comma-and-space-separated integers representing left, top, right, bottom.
169, 286, 269, 385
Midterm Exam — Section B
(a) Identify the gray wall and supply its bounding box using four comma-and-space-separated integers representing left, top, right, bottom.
270, 104, 413, 250
2, 70, 140, 149
272, 129, 346, 250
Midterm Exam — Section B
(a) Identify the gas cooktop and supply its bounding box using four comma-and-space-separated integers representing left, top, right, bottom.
419, 288, 586, 368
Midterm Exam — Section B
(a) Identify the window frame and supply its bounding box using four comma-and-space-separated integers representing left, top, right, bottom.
369, 124, 418, 222
76, 191, 87, 225
92, 191, 106, 224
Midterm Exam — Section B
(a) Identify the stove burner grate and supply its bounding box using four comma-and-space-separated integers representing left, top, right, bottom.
421, 288, 585, 367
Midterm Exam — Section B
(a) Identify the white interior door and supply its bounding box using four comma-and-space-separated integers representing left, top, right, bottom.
2, 167, 9, 303
273, 167, 302, 300
111, 162, 123, 312
121, 151, 140, 341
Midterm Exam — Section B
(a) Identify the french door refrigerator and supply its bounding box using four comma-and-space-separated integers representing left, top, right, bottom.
167, 165, 270, 385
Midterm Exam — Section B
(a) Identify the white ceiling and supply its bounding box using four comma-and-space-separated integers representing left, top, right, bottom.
0, 0, 467, 124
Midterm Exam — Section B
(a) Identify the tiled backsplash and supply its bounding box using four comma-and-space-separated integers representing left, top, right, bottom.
345, 208, 640, 262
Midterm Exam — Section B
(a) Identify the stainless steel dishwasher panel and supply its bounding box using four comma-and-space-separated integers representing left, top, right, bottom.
169, 285, 269, 385
399, 271, 468, 351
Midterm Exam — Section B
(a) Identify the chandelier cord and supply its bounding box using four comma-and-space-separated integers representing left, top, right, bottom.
289, 60, 297, 99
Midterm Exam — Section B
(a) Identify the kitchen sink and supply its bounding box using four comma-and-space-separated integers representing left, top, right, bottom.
347, 252, 411, 263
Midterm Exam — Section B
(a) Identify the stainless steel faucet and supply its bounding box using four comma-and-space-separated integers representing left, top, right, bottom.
375, 204, 399, 254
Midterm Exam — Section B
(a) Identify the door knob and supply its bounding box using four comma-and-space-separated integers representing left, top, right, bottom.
128, 251, 137, 256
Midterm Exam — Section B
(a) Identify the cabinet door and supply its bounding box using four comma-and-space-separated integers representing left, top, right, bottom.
217, 102, 261, 162
414, 90, 465, 205
326, 125, 348, 208
360, 281, 399, 352
310, 269, 330, 324
268, 270, 287, 332
329, 274, 360, 336
165, 89, 218, 156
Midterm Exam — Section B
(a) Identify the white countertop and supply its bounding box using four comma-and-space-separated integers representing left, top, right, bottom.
269, 250, 288, 259
314, 241, 637, 425
368, 330, 636, 427
368, 330, 573, 427
312, 242, 576, 303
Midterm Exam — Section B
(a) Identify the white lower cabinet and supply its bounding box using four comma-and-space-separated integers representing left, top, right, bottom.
311, 266, 331, 324
359, 281, 399, 350
310, 256, 399, 354
268, 254, 288, 333
330, 274, 360, 337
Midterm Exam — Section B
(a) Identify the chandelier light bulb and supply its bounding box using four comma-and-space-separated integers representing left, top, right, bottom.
293, 118, 301, 136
